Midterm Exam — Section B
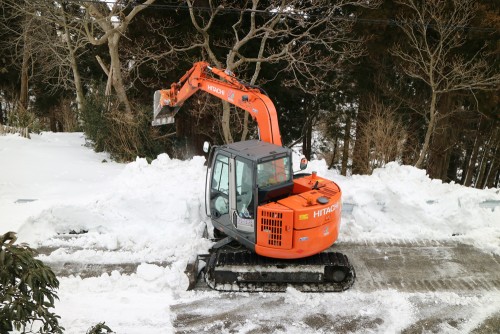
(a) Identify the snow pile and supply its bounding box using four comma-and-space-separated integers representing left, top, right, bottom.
304, 160, 500, 254
57, 268, 177, 333
15, 152, 211, 264
1, 133, 212, 332
0, 132, 123, 232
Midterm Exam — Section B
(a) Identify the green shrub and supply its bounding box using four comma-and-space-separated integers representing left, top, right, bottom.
7, 107, 42, 134
0, 232, 63, 334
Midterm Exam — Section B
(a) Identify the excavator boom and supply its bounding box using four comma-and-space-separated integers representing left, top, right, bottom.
152, 61, 282, 145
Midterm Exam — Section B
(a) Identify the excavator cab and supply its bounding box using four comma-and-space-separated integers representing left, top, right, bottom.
204, 138, 347, 259
202, 139, 355, 291
205, 140, 294, 250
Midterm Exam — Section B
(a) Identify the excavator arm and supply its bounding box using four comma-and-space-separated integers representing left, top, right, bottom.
152, 61, 282, 146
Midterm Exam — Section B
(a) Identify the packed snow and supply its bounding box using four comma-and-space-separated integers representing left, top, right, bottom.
1, 132, 499, 333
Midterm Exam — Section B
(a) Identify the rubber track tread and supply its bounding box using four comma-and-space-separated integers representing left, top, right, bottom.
205, 250, 356, 292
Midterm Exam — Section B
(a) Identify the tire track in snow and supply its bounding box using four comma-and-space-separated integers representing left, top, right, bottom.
37, 236, 500, 293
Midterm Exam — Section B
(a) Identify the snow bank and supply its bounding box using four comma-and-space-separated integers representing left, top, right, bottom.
303, 160, 500, 255
0, 132, 123, 232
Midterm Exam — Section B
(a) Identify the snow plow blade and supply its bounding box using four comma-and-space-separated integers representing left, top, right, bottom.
203, 249, 355, 292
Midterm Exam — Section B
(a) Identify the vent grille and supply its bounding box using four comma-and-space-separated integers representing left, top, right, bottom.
260, 210, 283, 247
319, 187, 338, 198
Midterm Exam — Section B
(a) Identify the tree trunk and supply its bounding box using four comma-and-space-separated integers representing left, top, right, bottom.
302, 117, 312, 160
49, 107, 57, 132
401, 110, 421, 165
486, 164, 500, 188
475, 141, 491, 189
415, 91, 438, 169
70, 53, 85, 112
107, 33, 132, 114
62, 4, 84, 112
427, 93, 453, 180
240, 112, 249, 141
476, 127, 499, 189
484, 141, 499, 189
463, 117, 484, 187
460, 147, 472, 184
475, 161, 489, 189
427, 129, 450, 180
352, 104, 369, 175
19, 26, 30, 112
341, 115, 352, 176
464, 133, 482, 187
221, 100, 233, 144
0, 101, 4, 124
446, 148, 460, 183
328, 134, 339, 170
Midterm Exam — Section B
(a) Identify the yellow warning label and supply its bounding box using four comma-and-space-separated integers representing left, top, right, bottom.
299, 214, 309, 220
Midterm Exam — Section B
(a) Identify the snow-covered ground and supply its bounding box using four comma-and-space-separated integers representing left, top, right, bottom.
1, 132, 499, 333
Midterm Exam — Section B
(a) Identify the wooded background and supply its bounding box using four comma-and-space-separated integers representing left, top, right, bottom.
0, 0, 498, 188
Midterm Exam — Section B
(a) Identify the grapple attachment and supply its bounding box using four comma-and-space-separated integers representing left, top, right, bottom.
152, 90, 179, 126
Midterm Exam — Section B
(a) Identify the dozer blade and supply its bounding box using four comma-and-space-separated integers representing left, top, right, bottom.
204, 249, 356, 292
184, 256, 201, 290
152, 90, 179, 126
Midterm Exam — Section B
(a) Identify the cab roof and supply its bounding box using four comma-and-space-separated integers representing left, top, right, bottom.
220, 140, 290, 163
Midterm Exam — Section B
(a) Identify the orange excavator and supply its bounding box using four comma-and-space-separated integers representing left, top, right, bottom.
153, 61, 355, 292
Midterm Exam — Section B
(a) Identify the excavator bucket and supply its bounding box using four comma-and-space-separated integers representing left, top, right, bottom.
152, 90, 179, 126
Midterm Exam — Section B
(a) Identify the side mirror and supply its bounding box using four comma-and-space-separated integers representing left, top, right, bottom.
203, 141, 211, 153
300, 157, 308, 170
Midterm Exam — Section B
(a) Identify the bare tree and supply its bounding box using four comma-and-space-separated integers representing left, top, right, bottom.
148, 0, 380, 144
74, 0, 156, 114
1, 0, 88, 113
0, 1, 35, 115
49, 2, 88, 112
357, 95, 407, 173
1, 0, 157, 124
18, 17, 31, 112
391, 0, 500, 168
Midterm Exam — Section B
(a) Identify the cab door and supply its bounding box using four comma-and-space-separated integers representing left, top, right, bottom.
208, 153, 230, 223
231, 157, 255, 233
207, 152, 255, 240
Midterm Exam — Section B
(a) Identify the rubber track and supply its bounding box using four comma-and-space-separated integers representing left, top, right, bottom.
204, 250, 356, 292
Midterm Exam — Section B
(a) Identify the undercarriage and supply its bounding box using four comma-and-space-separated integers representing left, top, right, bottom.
185, 237, 356, 293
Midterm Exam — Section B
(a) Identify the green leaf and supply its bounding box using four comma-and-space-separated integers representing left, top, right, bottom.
0, 233, 63, 333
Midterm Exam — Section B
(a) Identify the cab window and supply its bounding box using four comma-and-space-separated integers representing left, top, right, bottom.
257, 156, 291, 188
212, 155, 229, 195
235, 158, 254, 218
211, 154, 229, 216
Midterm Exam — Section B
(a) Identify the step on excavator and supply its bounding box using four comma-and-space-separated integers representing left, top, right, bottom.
153, 62, 355, 292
